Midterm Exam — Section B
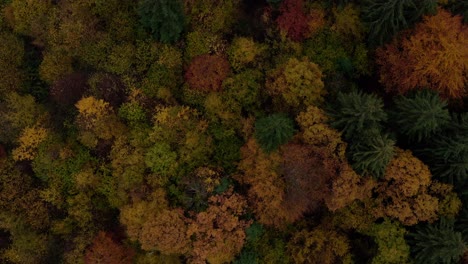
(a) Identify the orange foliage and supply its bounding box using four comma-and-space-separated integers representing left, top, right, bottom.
187, 188, 251, 264
84, 231, 135, 264
276, 0, 311, 41
377, 8, 468, 99
280, 143, 340, 218
140, 209, 190, 255
236, 138, 291, 227
184, 54, 230, 92
374, 149, 439, 225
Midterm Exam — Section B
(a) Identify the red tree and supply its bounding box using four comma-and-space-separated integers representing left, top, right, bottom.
84, 231, 135, 264
185, 54, 230, 92
50, 72, 89, 107
276, 0, 311, 41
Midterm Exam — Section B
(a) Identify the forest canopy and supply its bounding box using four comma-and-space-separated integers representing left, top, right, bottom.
0, 0, 467, 263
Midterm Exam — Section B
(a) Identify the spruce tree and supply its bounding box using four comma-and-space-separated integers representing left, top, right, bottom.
348, 129, 395, 178
392, 90, 450, 142
327, 90, 387, 140
254, 114, 295, 153
408, 218, 467, 264
138, 0, 185, 43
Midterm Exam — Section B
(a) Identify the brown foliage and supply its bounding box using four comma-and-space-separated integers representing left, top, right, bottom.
50, 72, 89, 107
140, 209, 190, 255
280, 143, 340, 219
88, 73, 126, 108
84, 231, 135, 264
187, 188, 251, 264
184, 54, 230, 92
373, 149, 439, 225
276, 0, 311, 41
376, 9, 468, 99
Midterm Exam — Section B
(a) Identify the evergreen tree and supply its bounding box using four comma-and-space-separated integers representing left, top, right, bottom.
348, 129, 395, 178
408, 218, 467, 264
254, 114, 295, 153
362, 0, 437, 45
327, 90, 387, 140
392, 90, 450, 142
419, 113, 468, 184
138, 0, 185, 43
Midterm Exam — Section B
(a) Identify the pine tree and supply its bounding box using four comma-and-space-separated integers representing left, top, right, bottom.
362, 0, 437, 45
327, 90, 387, 140
348, 129, 395, 178
408, 218, 467, 264
419, 113, 468, 184
392, 90, 450, 142
138, 0, 185, 43
254, 114, 295, 153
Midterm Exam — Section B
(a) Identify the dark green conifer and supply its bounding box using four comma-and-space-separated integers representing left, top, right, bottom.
408, 218, 467, 264
327, 90, 387, 140
392, 90, 450, 142
138, 0, 185, 43
254, 114, 295, 153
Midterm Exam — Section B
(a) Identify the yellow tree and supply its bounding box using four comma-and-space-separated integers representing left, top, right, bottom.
377, 8, 468, 99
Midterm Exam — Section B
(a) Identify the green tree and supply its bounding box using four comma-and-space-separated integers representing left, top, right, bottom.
138, 0, 185, 43
327, 91, 387, 140
392, 90, 450, 142
348, 129, 395, 178
362, 0, 437, 45
367, 219, 411, 264
408, 218, 467, 264
254, 114, 295, 153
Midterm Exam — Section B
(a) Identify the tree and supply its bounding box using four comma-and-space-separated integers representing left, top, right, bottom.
84, 231, 135, 264
139, 209, 190, 255
367, 219, 411, 264
373, 149, 439, 225
408, 218, 467, 264
0, 31, 24, 94
391, 90, 450, 142
184, 54, 230, 92
287, 227, 352, 264
12, 125, 48, 161
327, 91, 387, 140
362, 0, 437, 45
138, 0, 185, 43
228, 37, 265, 72
348, 130, 395, 178
418, 113, 468, 184
254, 114, 295, 153
50, 72, 88, 107
376, 8, 468, 99
266, 57, 325, 110
187, 188, 251, 264
276, 0, 311, 41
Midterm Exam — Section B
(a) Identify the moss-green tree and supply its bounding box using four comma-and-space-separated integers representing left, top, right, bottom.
254, 114, 295, 153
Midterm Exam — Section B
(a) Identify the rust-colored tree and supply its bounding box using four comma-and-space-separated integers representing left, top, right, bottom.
187, 188, 251, 264
84, 231, 135, 264
276, 0, 311, 41
184, 54, 230, 92
377, 8, 468, 99
50, 72, 89, 107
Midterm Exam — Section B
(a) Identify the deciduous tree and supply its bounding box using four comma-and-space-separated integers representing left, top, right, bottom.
185, 54, 230, 93
376, 8, 468, 99
276, 0, 311, 41
84, 231, 135, 264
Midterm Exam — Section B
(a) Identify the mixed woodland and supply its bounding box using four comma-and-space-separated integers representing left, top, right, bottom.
0, 0, 467, 263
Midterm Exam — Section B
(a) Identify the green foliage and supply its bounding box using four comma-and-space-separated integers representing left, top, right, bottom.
419, 114, 468, 184
367, 219, 411, 264
327, 90, 387, 140
348, 130, 395, 178
362, 0, 437, 45
408, 218, 467, 264
254, 114, 295, 153
138, 0, 185, 43
392, 90, 450, 142
145, 143, 178, 177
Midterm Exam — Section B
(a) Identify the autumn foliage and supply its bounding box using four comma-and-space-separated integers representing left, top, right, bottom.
185, 54, 230, 92
377, 8, 468, 99
84, 231, 135, 264
276, 0, 311, 41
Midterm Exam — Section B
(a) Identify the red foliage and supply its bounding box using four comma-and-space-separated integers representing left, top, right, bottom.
276, 0, 311, 41
84, 231, 135, 264
280, 143, 340, 219
184, 54, 230, 92
89, 73, 126, 107
50, 72, 88, 106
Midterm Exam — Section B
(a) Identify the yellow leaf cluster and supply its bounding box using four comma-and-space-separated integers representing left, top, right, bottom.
12, 126, 48, 161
